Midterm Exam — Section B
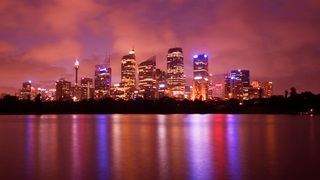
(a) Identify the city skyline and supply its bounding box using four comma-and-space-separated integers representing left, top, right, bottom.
1, 0, 320, 95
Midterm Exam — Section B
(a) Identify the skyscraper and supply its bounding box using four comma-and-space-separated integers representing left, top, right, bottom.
55, 78, 71, 101
138, 56, 156, 99
155, 69, 167, 99
94, 54, 112, 99
230, 69, 250, 100
262, 81, 273, 98
192, 54, 209, 100
20, 81, 32, 100
121, 49, 136, 90
94, 65, 111, 99
167, 47, 185, 99
224, 76, 243, 100
80, 77, 94, 100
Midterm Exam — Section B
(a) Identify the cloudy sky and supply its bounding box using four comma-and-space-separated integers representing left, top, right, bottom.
1, 0, 320, 95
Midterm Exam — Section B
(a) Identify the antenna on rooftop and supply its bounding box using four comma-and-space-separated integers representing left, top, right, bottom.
103, 49, 110, 68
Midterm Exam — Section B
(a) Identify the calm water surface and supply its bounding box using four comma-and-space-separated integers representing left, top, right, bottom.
0, 114, 319, 180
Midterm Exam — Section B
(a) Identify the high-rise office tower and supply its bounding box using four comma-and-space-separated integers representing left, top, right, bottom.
55, 78, 71, 101
20, 80, 32, 100
80, 78, 94, 100
155, 69, 167, 99
192, 54, 209, 100
121, 49, 136, 90
212, 83, 223, 98
94, 54, 112, 99
249, 80, 261, 99
262, 81, 273, 98
230, 69, 250, 100
224, 75, 243, 100
138, 56, 156, 99
167, 47, 185, 99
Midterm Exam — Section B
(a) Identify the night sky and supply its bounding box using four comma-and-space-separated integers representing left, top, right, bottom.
1, 0, 320, 95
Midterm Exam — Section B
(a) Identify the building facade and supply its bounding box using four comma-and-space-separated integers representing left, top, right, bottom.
262, 81, 273, 98
20, 81, 32, 100
167, 47, 185, 99
94, 65, 112, 99
81, 78, 94, 100
230, 69, 250, 100
55, 78, 72, 101
138, 56, 157, 99
121, 49, 136, 92
192, 54, 210, 101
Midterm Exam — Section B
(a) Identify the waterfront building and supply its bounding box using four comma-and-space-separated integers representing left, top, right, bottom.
138, 56, 157, 99
230, 69, 250, 100
167, 47, 185, 99
120, 49, 136, 99
192, 54, 209, 101
155, 69, 167, 99
262, 81, 273, 98
20, 81, 32, 100
94, 65, 112, 99
212, 83, 223, 99
224, 75, 243, 100
81, 78, 94, 100
55, 78, 72, 101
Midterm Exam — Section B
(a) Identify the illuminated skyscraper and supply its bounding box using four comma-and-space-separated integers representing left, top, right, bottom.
94, 54, 112, 99
224, 75, 243, 100
81, 78, 94, 100
167, 47, 185, 99
262, 81, 273, 98
20, 80, 32, 100
155, 69, 167, 99
55, 78, 71, 101
212, 83, 223, 98
94, 65, 112, 99
230, 69, 250, 100
121, 49, 136, 90
192, 54, 209, 100
138, 56, 156, 99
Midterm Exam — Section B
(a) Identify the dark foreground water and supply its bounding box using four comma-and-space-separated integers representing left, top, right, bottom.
0, 114, 319, 180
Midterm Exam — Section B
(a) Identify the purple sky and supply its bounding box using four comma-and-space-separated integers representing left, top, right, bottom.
1, 0, 320, 95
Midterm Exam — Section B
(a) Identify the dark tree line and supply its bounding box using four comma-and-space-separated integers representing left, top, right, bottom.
0, 90, 319, 114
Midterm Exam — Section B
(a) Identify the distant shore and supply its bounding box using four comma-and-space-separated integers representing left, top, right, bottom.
1, 93, 319, 115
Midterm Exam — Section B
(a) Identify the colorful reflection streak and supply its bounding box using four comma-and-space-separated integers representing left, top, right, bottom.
0, 114, 319, 179
95, 115, 110, 180
186, 114, 213, 179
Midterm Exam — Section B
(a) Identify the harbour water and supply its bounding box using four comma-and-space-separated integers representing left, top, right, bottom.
0, 114, 319, 179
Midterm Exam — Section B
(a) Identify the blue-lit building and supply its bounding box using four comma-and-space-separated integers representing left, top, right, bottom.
230, 69, 250, 100
192, 54, 210, 100
94, 64, 112, 99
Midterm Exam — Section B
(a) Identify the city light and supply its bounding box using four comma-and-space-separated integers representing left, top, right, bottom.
194, 76, 202, 80
193, 55, 198, 58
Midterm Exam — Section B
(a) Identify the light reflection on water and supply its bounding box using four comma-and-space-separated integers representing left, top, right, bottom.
0, 114, 320, 179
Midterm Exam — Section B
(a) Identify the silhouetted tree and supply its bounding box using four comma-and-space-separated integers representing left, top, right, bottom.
285, 90, 288, 98
290, 87, 297, 97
